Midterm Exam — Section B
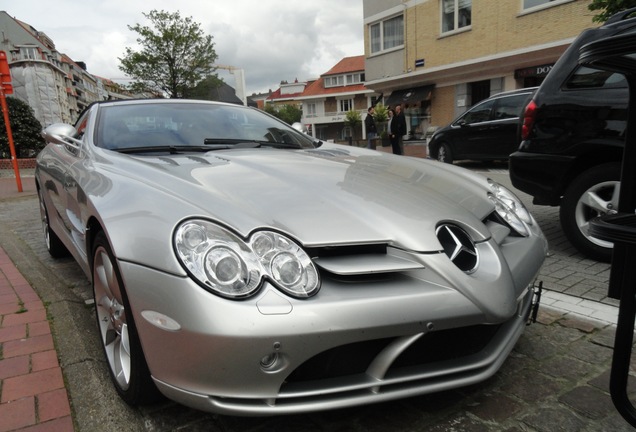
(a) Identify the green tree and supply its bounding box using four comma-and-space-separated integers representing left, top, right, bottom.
189, 75, 225, 100
372, 103, 388, 123
0, 97, 44, 158
262, 104, 302, 125
588, 0, 636, 23
120, 10, 218, 98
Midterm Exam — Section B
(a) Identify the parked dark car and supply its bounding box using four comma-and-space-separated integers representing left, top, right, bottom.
509, 8, 636, 262
428, 87, 536, 164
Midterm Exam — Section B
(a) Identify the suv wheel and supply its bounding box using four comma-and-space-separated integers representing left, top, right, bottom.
437, 143, 453, 164
559, 163, 620, 262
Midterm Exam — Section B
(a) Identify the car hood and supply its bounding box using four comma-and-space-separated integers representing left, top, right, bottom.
99, 145, 495, 252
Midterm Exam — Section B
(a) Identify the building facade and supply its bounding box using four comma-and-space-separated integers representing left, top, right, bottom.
363, 0, 597, 131
295, 56, 380, 142
0, 11, 133, 127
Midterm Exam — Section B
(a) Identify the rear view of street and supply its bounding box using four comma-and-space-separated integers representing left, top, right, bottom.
0, 167, 633, 431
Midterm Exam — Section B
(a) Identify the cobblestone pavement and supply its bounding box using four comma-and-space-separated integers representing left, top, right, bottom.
0, 165, 634, 431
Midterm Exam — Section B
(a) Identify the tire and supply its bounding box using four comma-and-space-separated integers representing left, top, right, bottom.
437, 143, 454, 164
92, 231, 161, 405
37, 191, 70, 258
560, 163, 620, 262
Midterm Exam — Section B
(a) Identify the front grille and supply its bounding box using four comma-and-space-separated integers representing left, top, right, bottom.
283, 324, 501, 385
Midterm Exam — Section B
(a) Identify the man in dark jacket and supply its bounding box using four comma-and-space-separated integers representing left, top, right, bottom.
365, 106, 378, 149
390, 105, 407, 155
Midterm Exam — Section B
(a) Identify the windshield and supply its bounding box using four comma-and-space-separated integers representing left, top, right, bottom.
95, 102, 315, 152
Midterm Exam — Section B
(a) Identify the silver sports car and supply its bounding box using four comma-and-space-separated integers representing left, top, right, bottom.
36, 99, 547, 416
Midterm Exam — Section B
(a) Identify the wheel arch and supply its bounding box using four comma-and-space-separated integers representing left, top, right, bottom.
560, 145, 623, 200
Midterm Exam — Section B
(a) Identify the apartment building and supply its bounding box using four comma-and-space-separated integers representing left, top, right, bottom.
363, 0, 597, 135
294, 55, 380, 141
0, 11, 132, 126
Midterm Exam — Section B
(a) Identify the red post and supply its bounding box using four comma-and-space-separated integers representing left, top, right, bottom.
0, 51, 21, 192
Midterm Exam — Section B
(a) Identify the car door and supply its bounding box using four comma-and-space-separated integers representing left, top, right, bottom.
486, 94, 530, 159
450, 98, 496, 158
62, 112, 92, 257
40, 111, 91, 254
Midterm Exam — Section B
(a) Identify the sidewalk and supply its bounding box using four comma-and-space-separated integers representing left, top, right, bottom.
0, 173, 73, 431
0, 246, 73, 431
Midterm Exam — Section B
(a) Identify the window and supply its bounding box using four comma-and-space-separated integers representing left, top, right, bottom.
324, 75, 345, 88
458, 99, 495, 125
340, 99, 354, 112
523, 0, 571, 11
20, 46, 39, 60
564, 66, 627, 90
306, 103, 316, 117
441, 0, 471, 33
493, 95, 529, 120
369, 15, 404, 54
347, 74, 362, 85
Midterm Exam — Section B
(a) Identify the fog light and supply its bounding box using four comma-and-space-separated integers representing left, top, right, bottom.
260, 352, 279, 370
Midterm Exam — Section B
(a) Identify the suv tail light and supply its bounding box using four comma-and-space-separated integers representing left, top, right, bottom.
521, 100, 537, 141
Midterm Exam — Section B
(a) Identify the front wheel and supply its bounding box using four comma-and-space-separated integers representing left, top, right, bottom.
92, 231, 160, 405
437, 143, 454, 164
38, 190, 69, 258
560, 163, 620, 262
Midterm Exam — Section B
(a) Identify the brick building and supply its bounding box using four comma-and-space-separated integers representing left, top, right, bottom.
362, 0, 597, 134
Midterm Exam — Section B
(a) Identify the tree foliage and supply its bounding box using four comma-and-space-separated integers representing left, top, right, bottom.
119, 10, 218, 98
262, 104, 303, 125
344, 110, 361, 138
189, 75, 225, 101
372, 103, 388, 123
588, 0, 636, 23
0, 97, 45, 158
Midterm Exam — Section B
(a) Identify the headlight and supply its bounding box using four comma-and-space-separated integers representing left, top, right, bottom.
174, 220, 320, 299
488, 180, 532, 237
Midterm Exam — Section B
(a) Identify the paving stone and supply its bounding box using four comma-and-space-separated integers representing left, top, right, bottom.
521, 407, 587, 432
559, 385, 615, 420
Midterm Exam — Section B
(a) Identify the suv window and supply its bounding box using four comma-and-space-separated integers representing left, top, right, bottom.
458, 99, 495, 125
493, 94, 528, 120
564, 66, 627, 90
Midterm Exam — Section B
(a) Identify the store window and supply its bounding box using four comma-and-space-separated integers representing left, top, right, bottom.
441, 0, 472, 33
369, 15, 404, 54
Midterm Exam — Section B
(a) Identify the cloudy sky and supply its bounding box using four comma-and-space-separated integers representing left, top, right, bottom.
6, 0, 364, 95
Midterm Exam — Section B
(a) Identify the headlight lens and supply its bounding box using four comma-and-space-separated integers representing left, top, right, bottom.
488, 180, 532, 237
174, 220, 320, 299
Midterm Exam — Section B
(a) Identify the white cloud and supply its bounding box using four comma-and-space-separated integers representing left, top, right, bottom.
6, 0, 364, 94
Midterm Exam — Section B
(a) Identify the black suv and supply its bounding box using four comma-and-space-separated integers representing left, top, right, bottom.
509, 8, 636, 262
429, 87, 536, 164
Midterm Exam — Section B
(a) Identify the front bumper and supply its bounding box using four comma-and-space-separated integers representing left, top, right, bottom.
159, 286, 536, 415
118, 239, 543, 415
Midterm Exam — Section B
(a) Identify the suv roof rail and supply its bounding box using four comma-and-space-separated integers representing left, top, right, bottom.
604, 6, 636, 25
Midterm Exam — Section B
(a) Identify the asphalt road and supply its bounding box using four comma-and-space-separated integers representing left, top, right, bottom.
0, 162, 629, 431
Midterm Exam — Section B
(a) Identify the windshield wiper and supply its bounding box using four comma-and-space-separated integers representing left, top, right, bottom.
203, 138, 301, 149
114, 145, 216, 154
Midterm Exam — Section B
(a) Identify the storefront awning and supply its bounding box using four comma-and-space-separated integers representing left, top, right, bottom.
384, 85, 434, 107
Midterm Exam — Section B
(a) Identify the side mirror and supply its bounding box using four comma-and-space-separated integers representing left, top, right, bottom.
41, 123, 82, 150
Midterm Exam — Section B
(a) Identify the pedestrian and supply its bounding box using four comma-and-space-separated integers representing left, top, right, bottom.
365, 106, 378, 149
388, 108, 402, 155
393, 105, 407, 155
